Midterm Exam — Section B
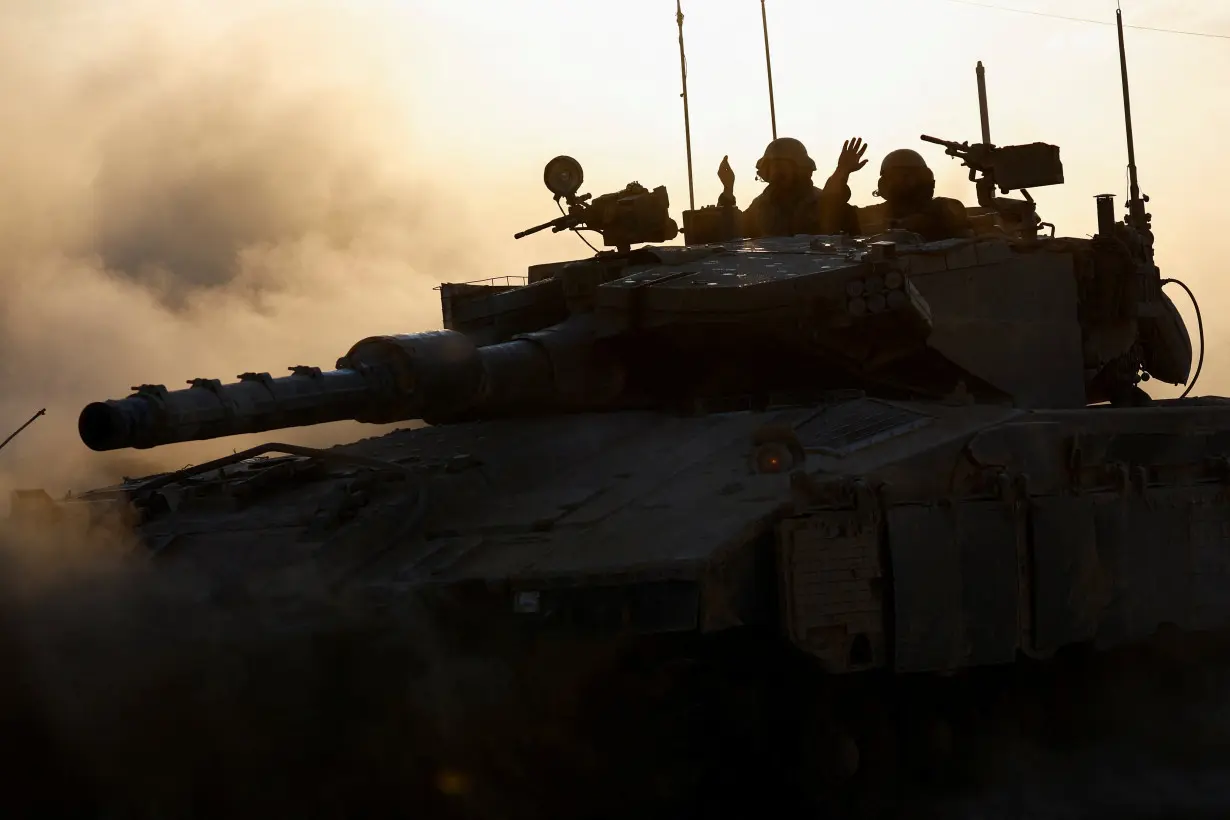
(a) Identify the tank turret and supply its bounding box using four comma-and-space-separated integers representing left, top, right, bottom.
78, 230, 942, 452
78, 138, 1200, 456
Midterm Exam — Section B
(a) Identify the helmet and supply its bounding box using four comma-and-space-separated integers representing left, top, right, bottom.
755, 137, 817, 178
874, 148, 935, 201
880, 149, 929, 174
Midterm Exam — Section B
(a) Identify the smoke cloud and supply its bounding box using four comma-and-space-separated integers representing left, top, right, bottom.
0, 0, 491, 501
0, 6, 604, 815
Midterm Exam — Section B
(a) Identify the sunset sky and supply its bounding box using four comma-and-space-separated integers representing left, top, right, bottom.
423, 0, 1228, 361
1, 0, 1228, 490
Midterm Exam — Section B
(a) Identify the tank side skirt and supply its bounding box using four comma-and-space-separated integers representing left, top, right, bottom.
779, 429, 1230, 674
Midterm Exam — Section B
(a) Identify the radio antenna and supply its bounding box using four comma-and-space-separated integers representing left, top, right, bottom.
760, 0, 778, 139
676, 0, 695, 210
1116, 4, 1147, 231
0, 408, 45, 455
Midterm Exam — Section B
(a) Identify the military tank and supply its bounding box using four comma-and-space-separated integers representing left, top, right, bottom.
7, 45, 1228, 817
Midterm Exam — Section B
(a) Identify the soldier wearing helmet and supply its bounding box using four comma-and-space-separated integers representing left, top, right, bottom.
716, 137, 868, 239
856, 148, 973, 241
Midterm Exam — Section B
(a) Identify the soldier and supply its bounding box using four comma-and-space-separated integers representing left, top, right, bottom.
857, 149, 974, 241
717, 137, 868, 239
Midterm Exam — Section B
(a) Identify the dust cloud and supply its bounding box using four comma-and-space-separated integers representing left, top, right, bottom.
0, 2, 548, 811
0, 5, 650, 816
0, 510, 624, 818
0, 0, 495, 501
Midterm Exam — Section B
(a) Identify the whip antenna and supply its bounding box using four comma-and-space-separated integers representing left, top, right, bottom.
676, 0, 695, 211
760, 0, 777, 139
1116, 4, 1146, 231
0, 408, 45, 455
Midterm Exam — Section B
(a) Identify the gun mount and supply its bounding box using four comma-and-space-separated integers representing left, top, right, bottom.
920, 134, 1064, 239
514, 156, 679, 253
919, 136, 1064, 194
915, 61, 1064, 241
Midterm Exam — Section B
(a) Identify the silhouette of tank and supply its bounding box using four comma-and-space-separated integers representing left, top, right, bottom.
11, 58, 1228, 818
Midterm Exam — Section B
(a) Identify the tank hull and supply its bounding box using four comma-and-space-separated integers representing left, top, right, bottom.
66, 396, 1226, 664
10, 397, 1230, 816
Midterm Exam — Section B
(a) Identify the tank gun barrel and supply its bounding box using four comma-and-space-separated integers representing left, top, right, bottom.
77, 328, 592, 452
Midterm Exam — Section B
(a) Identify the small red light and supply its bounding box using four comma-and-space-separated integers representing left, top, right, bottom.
754, 442, 792, 473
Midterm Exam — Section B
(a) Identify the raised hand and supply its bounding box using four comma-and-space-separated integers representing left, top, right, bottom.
718, 155, 735, 192
836, 138, 869, 175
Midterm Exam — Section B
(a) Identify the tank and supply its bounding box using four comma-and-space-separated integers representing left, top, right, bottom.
6, 87, 1227, 820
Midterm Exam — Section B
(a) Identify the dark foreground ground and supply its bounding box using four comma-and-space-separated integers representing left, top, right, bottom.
2, 538, 1230, 820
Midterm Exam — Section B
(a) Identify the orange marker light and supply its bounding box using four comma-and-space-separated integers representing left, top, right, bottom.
754, 441, 794, 473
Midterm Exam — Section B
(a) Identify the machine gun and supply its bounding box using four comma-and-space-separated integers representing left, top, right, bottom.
920, 136, 1063, 198
920, 135, 1064, 239
920, 62, 1064, 239
514, 156, 678, 253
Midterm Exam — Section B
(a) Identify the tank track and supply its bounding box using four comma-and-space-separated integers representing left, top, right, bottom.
6, 615, 1229, 819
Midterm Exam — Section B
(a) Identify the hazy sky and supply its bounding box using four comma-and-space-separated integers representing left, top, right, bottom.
0, 0, 1227, 493
410, 0, 1228, 394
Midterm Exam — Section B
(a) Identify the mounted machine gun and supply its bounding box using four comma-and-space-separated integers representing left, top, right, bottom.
514, 156, 678, 254
921, 62, 1065, 239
